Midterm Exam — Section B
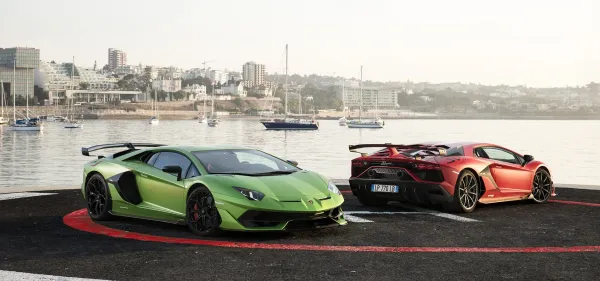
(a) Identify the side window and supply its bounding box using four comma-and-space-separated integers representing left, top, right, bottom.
152, 152, 192, 176
481, 147, 518, 164
186, 165, 200, 179
145, 152, 160, 165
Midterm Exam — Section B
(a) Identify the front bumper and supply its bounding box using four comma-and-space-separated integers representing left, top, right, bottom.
349, 178, 453, 205
238, 206, 346, 231
213, 193, 347, 231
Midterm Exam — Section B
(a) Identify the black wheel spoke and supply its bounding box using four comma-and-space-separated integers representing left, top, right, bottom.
187, 190, 219, 234
86, 176, 108, 217
532, 171, 551, 202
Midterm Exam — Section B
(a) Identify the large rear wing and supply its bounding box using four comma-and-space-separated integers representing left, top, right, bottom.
349, 143, 449, 157
82, 143, 166, 157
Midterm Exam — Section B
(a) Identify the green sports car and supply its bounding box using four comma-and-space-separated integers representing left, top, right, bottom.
80, 143, 346, 236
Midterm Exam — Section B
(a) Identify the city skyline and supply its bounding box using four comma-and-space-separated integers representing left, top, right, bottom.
2, 0, 598, 88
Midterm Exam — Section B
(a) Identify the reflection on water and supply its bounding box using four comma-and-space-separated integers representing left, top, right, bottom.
0, 119, 598, 188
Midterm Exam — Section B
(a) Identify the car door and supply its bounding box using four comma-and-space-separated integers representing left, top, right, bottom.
135, 151, 196, 217
477, 147, 533, 192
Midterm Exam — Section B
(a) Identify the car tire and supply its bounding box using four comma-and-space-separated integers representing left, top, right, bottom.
356, 192, 388, 207
85, 173, 113, 221
186, 186, 222, 237
445, 169, 479, 213
531, 169, 552, 203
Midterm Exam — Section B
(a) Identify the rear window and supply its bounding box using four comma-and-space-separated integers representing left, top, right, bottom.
445, 146, 464, 156
397, 146, 464, 157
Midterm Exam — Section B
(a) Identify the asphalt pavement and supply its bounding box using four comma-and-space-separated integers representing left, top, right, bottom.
0, 187, 599, 281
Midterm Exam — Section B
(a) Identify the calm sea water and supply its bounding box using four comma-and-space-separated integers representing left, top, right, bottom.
0, 119, 598, 188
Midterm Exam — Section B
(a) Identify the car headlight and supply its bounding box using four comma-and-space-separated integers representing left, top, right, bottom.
233, 186, 265, 201
328, 182, 341, 195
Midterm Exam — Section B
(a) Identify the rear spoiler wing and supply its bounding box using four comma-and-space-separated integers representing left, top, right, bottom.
82, 143, 166, 156
349, 143, 449, 157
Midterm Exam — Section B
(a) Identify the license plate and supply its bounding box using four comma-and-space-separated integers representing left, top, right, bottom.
371, 184, 399, 193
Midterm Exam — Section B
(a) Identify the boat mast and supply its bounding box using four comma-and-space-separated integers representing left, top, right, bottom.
26, 67, 29, 119
359, 65, 363, 121
211, 80, 215, 117
284, 44, 288, 119
342, 79, 345, 115
71, 56, 75, 120
13, 57, 16, 122
298, 88, 301, 115
0, 79, 2, 117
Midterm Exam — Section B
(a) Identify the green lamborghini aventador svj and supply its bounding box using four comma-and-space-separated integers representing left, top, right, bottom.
80, 143, 347, 236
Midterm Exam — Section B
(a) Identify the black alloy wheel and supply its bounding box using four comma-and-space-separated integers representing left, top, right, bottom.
85, 173, 112, 220
532, 169, 552, 203
186, 187, 222, 236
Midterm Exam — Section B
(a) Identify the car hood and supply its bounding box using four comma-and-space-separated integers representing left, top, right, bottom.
208, 171, 330, 201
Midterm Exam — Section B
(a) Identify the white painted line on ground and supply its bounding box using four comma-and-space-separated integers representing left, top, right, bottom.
344, 214, 374, 223
0, 270, 110, 281
344, 211, 427, 223
0, 192, 57, 201
344, 208, 479, 223
394, 203, 480, 222
428, 212, 479, 222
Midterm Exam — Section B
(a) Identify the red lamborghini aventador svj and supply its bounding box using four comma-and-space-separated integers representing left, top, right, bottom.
348, 142, 556, 213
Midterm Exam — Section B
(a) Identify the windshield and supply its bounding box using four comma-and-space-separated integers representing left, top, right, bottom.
192, 149, 299, 175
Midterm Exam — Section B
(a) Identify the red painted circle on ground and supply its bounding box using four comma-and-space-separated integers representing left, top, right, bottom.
63, 208, 600, 253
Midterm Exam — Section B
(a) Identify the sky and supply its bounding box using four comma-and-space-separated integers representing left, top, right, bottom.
2, 0, 598, 87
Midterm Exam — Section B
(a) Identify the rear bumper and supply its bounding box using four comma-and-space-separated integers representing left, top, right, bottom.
349, 178, 453, 205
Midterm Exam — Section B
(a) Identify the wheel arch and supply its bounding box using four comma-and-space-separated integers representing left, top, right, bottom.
460, 167, 486, 199
186, 182, 209, 200
537, 165, 550, 174
84, 171, 105, 196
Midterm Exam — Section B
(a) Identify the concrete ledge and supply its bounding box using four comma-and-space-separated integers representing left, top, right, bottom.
0, 186, 80, 194
1, 181, 599, 194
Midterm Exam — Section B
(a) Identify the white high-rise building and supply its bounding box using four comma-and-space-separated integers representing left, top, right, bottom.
108, 48, 127, 71
242, 61, 265, 88
336, 86, 400, 109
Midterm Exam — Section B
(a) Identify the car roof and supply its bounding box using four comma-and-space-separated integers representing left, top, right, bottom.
416, 141, 485, 148
151, 145, 253, 152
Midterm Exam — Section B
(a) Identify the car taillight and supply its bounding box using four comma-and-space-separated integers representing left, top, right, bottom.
413, 163, 441, 170
352, 161, 367, 167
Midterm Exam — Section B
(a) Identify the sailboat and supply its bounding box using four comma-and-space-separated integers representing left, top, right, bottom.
338, 79, 347, 126
347, 66, 384, 129
198, 93, 207, 123
149, 88, 159, 125
64, 57, 83, 129
207, 81, 219, 127
0, 79, 8, 125
9, 63, 43, 131
260, 44, 319, 130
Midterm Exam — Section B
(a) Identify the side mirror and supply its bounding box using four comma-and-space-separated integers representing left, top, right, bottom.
162, 165, 183, 181
287, 160, 298, 167
522, 155, 534, 166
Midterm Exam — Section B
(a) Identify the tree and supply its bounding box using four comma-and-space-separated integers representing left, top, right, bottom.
233, 97, 245, 111
586, 82, 599, 95
33, 86, 49, 103
79, 82, 90, 90
172, 90, 186, 101
158, 90, 168, 101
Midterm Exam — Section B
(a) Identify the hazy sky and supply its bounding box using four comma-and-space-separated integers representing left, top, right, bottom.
2, 0, 598, 87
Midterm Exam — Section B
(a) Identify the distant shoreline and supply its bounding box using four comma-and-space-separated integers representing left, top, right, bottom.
73, 114, 600, 121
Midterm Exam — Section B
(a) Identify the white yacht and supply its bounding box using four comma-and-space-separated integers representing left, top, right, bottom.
347, 66, 384, 129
